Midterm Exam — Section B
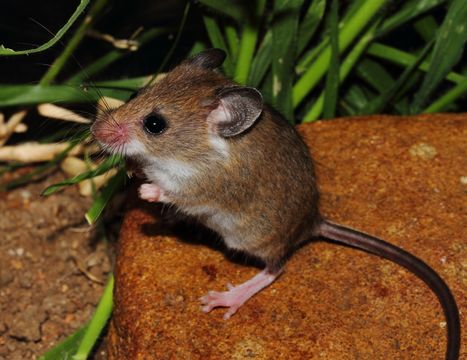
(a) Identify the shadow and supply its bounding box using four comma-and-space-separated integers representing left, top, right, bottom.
129, 187, 265, 269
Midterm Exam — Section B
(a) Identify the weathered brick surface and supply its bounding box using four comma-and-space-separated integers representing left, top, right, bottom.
109, 114, 466, 359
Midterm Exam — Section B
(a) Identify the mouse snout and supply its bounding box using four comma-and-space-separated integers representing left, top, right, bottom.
91, 118, 131, 148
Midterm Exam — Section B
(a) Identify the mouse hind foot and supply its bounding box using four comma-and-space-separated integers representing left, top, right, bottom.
199, 268, 281, 320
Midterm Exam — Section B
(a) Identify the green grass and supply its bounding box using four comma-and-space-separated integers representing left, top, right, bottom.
1, 0, 466, 357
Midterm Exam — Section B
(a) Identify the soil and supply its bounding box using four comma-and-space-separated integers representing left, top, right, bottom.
0, 170, 117, 360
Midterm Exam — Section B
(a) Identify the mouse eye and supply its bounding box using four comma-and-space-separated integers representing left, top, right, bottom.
143, 113, 167, 135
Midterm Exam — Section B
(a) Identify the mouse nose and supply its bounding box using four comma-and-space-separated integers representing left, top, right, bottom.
91, 119, 130, 146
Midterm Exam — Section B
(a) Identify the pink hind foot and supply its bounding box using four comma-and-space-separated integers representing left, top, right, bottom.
138, 183, 168, 202
199, 269, 281, 320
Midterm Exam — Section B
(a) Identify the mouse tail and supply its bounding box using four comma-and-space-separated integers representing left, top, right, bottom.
317, 219, 460, 360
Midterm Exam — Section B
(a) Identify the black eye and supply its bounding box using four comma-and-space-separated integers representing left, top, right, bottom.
143, 113, 167, 135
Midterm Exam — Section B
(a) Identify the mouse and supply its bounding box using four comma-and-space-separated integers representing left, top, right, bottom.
91, 48, 460, 359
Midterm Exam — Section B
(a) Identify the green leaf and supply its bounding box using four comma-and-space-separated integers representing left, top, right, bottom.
362, 41, 433, 114
303, 21, 379, 121
271, 0, 304, 121
38, 326, 88, 360
0, 77, 148, 107
297, 0, 326, 54
73, 274, 114, 360
341, 84, 372, 115
367, 43, 466, 84
42, 155, 123, 196
248, 31, 272, 87
322, 0, 340, 119
424, 77, 467, 113
378, 0, 446, 36
203, 15, 234, 76
85, 170, 126, 225
225, 24, 239, 59
197, 0, 250, 23
411, 0, 467, 111
356, 58, 395, 94
0, 0, 90, 56
412, 15, 438, 42
234, 0, 266, 84
356, 58, 408, 114
148, 2, 191, 86
293, 0, 390, 108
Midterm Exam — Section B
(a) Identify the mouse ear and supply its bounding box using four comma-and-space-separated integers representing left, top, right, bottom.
207, 86, 263, 137
188, 48, 226, 69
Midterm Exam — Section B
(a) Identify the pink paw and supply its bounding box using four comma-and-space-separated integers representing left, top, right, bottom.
138, 183, 166, 202
200, 284, 244, 320
199, 270, 280, 320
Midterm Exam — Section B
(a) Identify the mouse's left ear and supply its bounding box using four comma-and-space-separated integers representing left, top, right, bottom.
207, 86, 263, 137
188, 48, 226, 69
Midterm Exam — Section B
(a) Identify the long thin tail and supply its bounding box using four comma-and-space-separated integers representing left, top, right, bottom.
318, 219, 460, 360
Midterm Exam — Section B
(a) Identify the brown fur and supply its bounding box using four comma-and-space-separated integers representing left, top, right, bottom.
93, 58, 320, 272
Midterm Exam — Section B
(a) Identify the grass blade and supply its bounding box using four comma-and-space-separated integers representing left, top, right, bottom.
0, 0, 90, 55
42, 155, 123, 196
38, 325, 88, 360
197, 0, 249, 23
411, 0, 467, 111
362, 40, 433, 114
322, 0, 339, 119
203, 15, 234, 76
148, 2, 190, 86
225, 24, 239, 59
304, 22, 378, 121
73, 274, 114, 360
367, 43, 466, 84
247, 31, 272, 87
39, 0, 109, 86
412, 15, 438, 42
0, 77, 149, 107
293, 0, 389, 108
67, 27, 170, 85
235, 0, 266, 84
341, 84, 372, 115
85, 169, 126, 225
356, 58, 394, 94
423, 78, 467, 113
378, 0, 445, 36
297, 0, 326, 54
271, 0, 303, 121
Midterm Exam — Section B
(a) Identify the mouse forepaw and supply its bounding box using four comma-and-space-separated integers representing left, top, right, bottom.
138, 183, 167, 202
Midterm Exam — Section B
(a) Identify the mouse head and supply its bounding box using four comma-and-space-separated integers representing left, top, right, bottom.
91, 48, 263, 165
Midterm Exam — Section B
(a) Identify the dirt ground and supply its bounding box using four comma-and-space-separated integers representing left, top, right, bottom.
0, 170, 117, 359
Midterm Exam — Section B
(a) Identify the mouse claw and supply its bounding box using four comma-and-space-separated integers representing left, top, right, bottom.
226, 282, 234, 290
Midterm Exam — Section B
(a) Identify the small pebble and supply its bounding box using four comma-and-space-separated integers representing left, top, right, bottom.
409, 142, 437, 160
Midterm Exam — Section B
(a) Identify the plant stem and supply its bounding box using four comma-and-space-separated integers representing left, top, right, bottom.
293, 0, 388, 108
39, 0, 109, 86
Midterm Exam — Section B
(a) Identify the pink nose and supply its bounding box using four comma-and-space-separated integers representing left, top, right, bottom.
91, 120, 129, 146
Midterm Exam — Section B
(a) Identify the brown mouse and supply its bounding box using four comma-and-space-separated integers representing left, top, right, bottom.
91, 49, 460, 359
